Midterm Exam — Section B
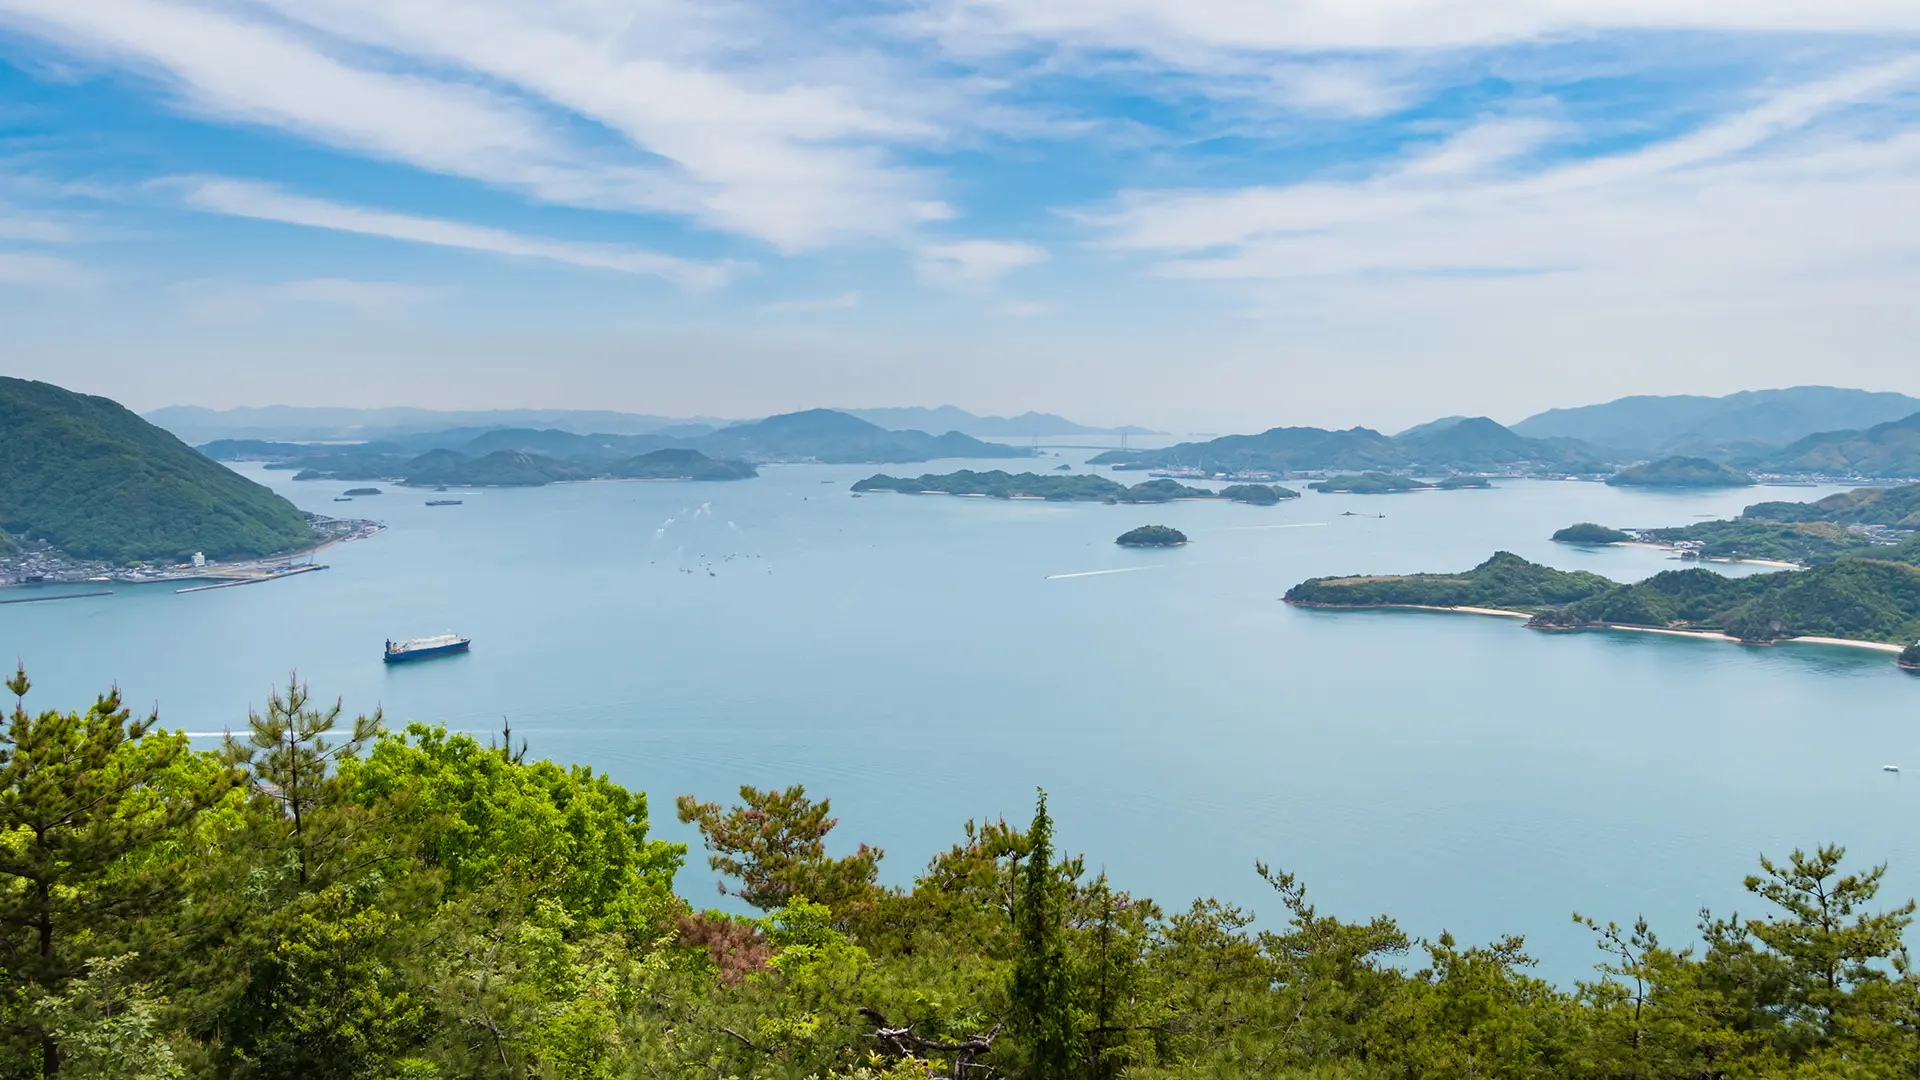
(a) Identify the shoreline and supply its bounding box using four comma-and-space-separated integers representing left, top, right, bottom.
1288, 601, 1907, 655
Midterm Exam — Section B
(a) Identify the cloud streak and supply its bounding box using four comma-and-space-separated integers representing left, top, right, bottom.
179, 178, 741, 288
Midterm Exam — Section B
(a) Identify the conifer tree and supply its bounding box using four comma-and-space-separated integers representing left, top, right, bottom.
0, 666, 221, 1076
1010, 789, 1081, 1079
223, 674, 381, 890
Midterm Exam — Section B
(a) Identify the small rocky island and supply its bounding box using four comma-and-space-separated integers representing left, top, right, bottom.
1551, 522, 1631, 544
1116, 525, 1187, 547
342, 487, 382, 496
1903, 642, 1920, 672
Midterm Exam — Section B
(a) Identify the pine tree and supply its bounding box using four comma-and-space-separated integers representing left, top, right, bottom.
0, 666, 223, 1076
1010, 789, 1081, 1079
223, 674, 381, 890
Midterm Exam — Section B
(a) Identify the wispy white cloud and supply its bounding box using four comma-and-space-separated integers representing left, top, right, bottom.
178, 178, 742, 289
916, 239, 1049, 289
1003, 299, 1052, 317
762, 290, 862, 314
171, 277, 443, 321
0, 249, 90, 286
913, 0, 1920, 56
0, 0, 963, 250
1088, 56, 1920, 280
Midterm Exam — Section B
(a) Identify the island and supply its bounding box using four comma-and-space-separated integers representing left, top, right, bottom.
1287, 545, 1920, 663
1218, 483, 1300, 505
1308, 472, 1492, 494
342, 487, 382, 496
1606, 456, 1754, 488
1551, 522, 1632, 544
849, 471, 1295, 504
1116, 525, 1187, 547
1903, 642, 1920, 671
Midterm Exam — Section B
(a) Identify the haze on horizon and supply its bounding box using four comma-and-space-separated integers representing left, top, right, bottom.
3, 1, 1919, 434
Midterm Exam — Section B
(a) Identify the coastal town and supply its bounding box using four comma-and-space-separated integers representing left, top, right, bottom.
0, 514, 382, 590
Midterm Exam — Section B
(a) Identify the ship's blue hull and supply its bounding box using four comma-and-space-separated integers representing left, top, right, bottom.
383, 641, 470, 663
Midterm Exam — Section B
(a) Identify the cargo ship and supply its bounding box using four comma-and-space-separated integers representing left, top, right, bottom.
383, 633, 471, 663
426, 499, 463, 506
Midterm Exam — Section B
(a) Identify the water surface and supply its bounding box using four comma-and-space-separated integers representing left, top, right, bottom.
5, 461, 1912, 980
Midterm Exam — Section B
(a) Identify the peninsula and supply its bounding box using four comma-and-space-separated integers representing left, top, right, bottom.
1287, 548, 1920, 662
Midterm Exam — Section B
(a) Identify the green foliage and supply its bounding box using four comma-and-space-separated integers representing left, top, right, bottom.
224, 676, 382, 891
351, 723, 684, 934
1285, 552, 1616, 613
31, 954, 184, 1080
1115, 525, 1187, 547
0, 377, 316, 562
1542, 559, 1920, 643
1903, 641, 1920, 668
1606, 456, 1755, 488
676, 785, 882, 916
1010, 791, 1080, 1079
0, 665, 229, 1077
1743, 481, 1920, 528
1551, 523, 1631, 544
1642, 520, 1886, 565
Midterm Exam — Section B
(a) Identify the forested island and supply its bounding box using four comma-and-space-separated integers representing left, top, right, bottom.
1606, 456, 1755, 488
0, 377, 316, 564
5, 667, 1918, 1079
851, 471, 1295, 504
1288, 546, 1920, 657
1307, 473, 1492, 494
1551, 522, 1632, 544
1115, 525, 1187, 546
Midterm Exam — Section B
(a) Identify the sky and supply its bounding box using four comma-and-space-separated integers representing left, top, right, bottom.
2, 1, 1920, 433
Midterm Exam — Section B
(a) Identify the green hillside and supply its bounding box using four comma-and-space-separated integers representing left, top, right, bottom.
0, 378, 315, 563
1606, 455, 1754, 487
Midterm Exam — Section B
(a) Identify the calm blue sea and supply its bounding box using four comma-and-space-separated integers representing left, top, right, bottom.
5, 459, 1914, 981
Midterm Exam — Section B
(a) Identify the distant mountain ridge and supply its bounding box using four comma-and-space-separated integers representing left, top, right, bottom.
202, 408, 1034, 481
1512, 387, 1920, 454
840, 406, 1153, 437
150, 403, 1148, 444
1090, 416, 1609, 475
1, 378, 315, 563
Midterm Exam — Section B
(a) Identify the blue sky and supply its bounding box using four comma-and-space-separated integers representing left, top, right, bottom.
2, 1, 1919, 432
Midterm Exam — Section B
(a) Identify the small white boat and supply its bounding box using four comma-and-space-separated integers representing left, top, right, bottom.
1883, 765, 1901, 773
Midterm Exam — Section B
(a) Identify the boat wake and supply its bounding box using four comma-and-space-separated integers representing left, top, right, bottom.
1046, 566, 1155, 580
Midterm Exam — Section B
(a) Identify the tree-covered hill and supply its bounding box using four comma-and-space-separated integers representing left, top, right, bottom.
1536, 559, 1920, 644
1752, 411, 1920, 477
1552, 522, 1631, 544
0, 377, 315, 563
1606, 456, 1755, 487
1743, 482, 1920, 527
1285, 552, 1616, 612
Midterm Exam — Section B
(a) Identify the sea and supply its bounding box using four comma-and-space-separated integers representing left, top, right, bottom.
5, 455, 1915, 982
